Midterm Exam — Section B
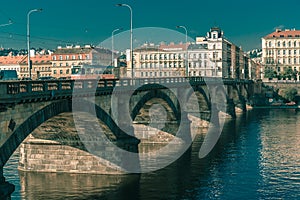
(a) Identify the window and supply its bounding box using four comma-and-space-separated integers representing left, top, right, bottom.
66, 63, 69, 66
277, 41, 281, 47
66, 55, 70, 60
294, 41, 297, 47
60, 70, 63, 74
269, 41, 272, 47
78, 55, 82, 60
59, 55, 63, 60
52, 56, 56, 60
86, 54, 90, 59
294, 50, 297, 55
53, 70, 57, 74
66, 69, 69, 74
289, 50, 291, 55
278, 50, 280, 55
283, 50, 286, 55
288, 41, 291, 47
72, 55, 76, 60
283, 41, 286, 47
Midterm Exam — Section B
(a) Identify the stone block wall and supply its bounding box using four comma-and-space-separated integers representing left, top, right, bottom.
18, 137, 124, 174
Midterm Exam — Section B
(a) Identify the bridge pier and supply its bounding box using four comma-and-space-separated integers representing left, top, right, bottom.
177, 111, 192, 144
226, 99, 236, 118
0, 168, 15, 200
237, 96, 247, 112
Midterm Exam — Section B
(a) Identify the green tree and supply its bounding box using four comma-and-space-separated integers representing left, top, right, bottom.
282, 87, 298, 102
264, 68, 277, 78
282, 66, 297, 80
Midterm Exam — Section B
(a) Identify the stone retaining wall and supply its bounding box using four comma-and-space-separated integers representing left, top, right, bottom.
18, 137, 124, 174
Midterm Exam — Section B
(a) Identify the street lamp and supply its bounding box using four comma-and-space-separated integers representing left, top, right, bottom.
116, 3, 133, 78
176, 25, 188, 77
112, 28, 123, 67
27, 8, 42, 79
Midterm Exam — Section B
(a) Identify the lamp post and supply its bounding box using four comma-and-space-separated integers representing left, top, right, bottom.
112, 28, 122, 67
116, 3, 133, 78
27, 8, 42, 79
176, 25, 188, 77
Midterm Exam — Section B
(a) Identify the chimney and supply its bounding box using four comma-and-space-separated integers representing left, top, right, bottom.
275, 28, 281, 33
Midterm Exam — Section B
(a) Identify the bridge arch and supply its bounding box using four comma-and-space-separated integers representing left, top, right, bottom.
189, 86, 211, 110
131, 89, 180, 122
0, 99, 136, 169
230, 84, 247, 111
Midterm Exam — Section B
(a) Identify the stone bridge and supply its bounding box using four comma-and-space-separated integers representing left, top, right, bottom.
0, 77, 254, 199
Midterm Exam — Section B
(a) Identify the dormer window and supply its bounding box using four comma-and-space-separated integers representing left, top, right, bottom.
213, 33, 217, 39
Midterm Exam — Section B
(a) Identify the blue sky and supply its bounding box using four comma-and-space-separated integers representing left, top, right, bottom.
0, 0, 300, 51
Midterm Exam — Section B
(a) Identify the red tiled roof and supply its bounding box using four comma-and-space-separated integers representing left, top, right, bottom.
0, 56, 26, 65
264, 30, 300, 39
19, 55, 52, 65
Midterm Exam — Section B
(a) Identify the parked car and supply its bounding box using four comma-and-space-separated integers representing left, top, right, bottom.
0, 70, 18, 80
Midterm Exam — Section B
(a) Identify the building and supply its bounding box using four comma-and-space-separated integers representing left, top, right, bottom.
133, 42, 186, 78
19, 54, 52, 80
196, 27, 250, 79
262, 28, 300, 80
130, 27, 254, 79
131, 41, 216, 78
0, 55, 23, 77
51, 45, 112, 79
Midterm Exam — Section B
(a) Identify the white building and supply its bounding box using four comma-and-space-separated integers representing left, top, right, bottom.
196, 27, 249, 79
130, 42, 216, 78
262, 28, 300, 79
127, 27, 253, 79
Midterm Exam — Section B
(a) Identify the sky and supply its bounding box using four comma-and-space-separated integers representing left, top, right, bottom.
1, 0, 300, 51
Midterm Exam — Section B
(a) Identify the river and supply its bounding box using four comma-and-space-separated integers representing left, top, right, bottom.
3, 109, 300, 199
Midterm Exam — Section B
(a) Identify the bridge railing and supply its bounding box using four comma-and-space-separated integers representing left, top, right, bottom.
0, 77, 252, 104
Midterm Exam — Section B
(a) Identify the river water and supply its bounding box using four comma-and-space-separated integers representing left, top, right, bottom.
3, 109, 300, 199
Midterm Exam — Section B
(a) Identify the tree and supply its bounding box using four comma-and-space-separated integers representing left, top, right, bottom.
281, 66, 297, 80
264, 68, 277, 78
282, 87, 298, 102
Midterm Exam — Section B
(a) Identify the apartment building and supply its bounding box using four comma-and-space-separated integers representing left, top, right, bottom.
0, 55, 23, 77
133, 43, 186, 78
196, 27, 250, 79
19, 54, 52, 79
262, 28, 300, 79
51, 45, 112, 79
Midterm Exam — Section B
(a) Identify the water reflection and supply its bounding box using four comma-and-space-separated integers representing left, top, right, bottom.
19, 171, 141, 200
